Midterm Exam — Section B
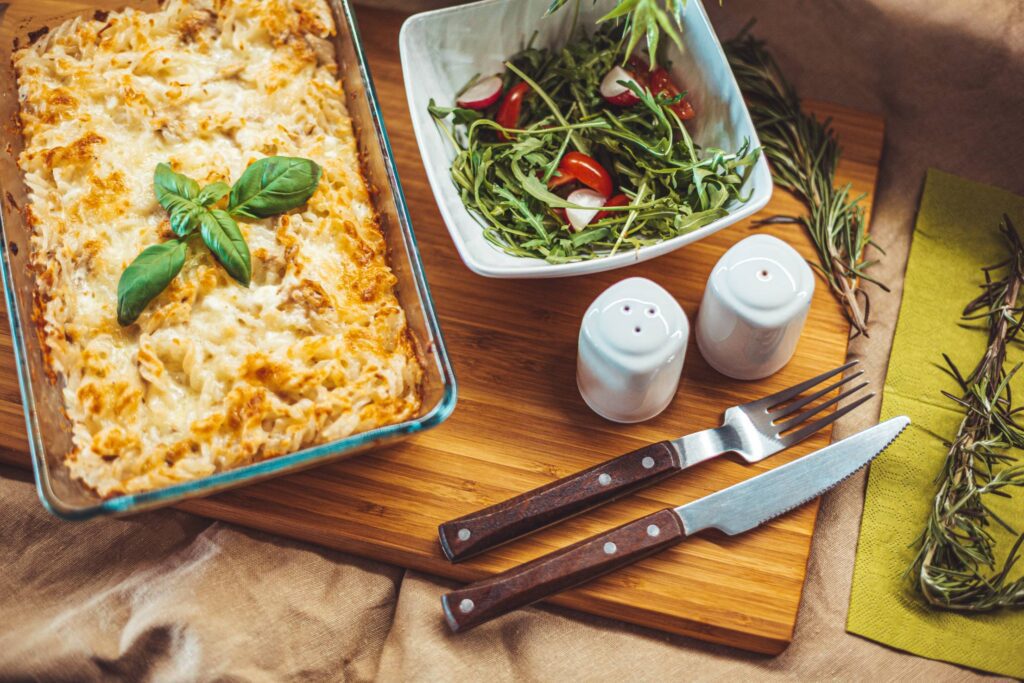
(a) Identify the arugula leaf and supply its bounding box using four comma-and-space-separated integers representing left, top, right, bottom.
428, 99, 483, 127
200, 209, 251, 285
674, 207, 728, 232
511, 162, 621, 211
572, 227, 610, 247
509, 137, 545, 160
228, 156, 322, 219
117, 240, 187, 326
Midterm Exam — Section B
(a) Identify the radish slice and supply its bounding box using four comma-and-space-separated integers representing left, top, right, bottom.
565, 189, 609, 233
456, 75, 504, 110
600, 66, 641, 106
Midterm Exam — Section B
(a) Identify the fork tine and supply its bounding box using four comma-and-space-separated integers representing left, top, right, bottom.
746, 360, 859, 412
778, 391, 875, 447
774, 381, 870, 434
770, 370, 865, 421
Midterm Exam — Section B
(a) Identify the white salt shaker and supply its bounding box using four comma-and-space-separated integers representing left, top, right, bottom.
577, 277, 688, 423
696, 234, 814, 380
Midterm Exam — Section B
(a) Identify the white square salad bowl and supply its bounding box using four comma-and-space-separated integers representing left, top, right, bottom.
399, 0, 773, 279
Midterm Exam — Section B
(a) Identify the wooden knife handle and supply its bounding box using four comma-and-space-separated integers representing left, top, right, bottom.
441, 508, 686, 632
438, 441, 680, 562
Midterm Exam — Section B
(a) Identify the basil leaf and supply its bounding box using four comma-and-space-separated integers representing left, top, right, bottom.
154, 163, 205, 237
200, 209, 251, 285
227, 156, 322, 219
196, 181, 230, 207
169, 204, 204, 236
117, 240, 187, 326
154, 162, 200, 202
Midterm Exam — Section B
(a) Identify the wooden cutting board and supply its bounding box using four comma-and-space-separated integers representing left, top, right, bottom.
0, 4, 884, 655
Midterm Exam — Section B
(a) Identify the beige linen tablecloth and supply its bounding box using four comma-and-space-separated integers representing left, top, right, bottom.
2, 0, 1023, 680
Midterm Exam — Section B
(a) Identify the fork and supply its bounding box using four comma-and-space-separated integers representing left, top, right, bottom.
438, 361, 871, 562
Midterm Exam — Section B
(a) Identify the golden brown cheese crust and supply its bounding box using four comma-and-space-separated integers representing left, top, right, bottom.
14, 0, 423, 496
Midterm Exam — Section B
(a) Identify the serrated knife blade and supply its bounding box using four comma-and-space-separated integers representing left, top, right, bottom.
442, 416, 910, 633
675, 416, 909, 536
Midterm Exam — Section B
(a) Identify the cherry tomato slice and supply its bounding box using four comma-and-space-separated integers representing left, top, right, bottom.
649, 68, 696, 121
595, 193, 630, 221
648, 68, 671, 93
495, 82, 530, 141
627, 56, 652, 87
546, 169, 577, 190
557, 152, 613, 198
673, 98, 696, 121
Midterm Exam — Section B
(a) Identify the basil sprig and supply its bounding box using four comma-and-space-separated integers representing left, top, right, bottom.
117, 157, 322, 326
154, 164, 206, 236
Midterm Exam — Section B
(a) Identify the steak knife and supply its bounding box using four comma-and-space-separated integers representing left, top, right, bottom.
441, 416, 909, 632
439, 362, 870, 562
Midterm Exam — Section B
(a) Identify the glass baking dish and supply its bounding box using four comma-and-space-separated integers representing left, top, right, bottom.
0, 0, 457, 519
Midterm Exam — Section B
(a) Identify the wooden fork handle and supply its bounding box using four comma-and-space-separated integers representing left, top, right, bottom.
441, 508, 686, 633
438, 441, 681, 562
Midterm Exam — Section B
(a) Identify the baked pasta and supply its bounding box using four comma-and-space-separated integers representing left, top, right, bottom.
13, 0, 423, 496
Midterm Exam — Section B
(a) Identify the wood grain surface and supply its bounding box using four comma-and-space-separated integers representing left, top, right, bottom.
443, 508, 688, 633
438, 441, 682, 562
0, 3, 885, 654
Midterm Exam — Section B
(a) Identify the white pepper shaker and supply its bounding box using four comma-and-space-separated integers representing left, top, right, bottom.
696, 234, 814, 380
577, 277, 688, 423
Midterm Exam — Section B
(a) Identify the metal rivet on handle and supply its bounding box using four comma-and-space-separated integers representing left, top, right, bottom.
603, 542, 617, 555
459, 598, 475, 614
641, 456, 655, 469
598, 473, 612, 486
457, 528, 471, 542
647, 524, 660, 538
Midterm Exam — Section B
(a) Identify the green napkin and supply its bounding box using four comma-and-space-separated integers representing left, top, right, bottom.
847, 169, 1024, 677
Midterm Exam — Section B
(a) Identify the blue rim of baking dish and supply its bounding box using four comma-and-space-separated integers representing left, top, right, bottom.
0, 0, 457, 520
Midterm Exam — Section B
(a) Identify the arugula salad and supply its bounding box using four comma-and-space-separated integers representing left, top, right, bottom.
429, 25, 759, 264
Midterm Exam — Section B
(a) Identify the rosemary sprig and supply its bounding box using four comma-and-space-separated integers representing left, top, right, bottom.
430, 24, 757, 264
546, 0, 688, 65
724, 30, 888, 337
911, 215, 1024, 611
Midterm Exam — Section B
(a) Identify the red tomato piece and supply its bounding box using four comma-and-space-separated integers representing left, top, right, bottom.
595, 193, 630, 221
627, 56, 652, 87
495, 82, 530, 141
546, 169, 577, 190
649, 68, 696, 121
557, 152, 613, 198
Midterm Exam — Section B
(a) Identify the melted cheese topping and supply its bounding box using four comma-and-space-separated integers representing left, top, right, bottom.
14, 0, 423, 496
